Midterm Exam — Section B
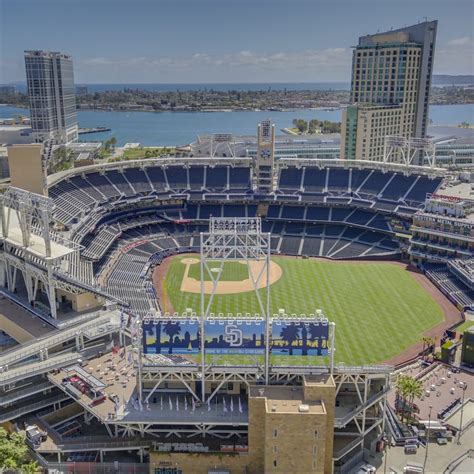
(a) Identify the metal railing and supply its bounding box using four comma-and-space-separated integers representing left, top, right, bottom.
0, 312, 116, 368
34, 458, 149, 474
0, 394, 68, 422
0, 380, 53, 405
0, 353, 80, 385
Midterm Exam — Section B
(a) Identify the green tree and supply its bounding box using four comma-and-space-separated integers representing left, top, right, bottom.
294, 119, 307, 134
395, 375, 423, 422
0, 427, 34, 471
22, 461, 40, 473
109, 136, 117, 148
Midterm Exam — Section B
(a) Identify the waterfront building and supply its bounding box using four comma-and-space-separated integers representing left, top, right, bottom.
0, 85, 17, 94
75, 85, 89, 95
341, 21, 437, 163
0, 124, 34, 146
24, 50, 78, 144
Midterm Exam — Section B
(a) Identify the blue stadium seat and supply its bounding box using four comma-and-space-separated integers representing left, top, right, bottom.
281, 206, 305, 220
206, 166, 228, 191
302, 167, 326, 192
306, 206, 330, 221
166, 166, 188, 190
327, 168, 349, 191
279, 167, 302, 190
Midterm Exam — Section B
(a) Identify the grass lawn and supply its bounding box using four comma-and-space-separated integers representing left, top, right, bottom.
187, 261, 249, 282
163, 255, 445, 365
113, 147, 176, 161
454, 319, 474, 334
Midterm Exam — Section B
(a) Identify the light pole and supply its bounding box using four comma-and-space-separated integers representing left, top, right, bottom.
457, 382, 468, 445
423, 404, 432, 473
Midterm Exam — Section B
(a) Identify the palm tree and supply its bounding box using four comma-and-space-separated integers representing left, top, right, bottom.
395, 374, 410, 422
405, 376, 423, 422
163, 322, 181, 354
396, 375, 423, 422
280, 324, 300, 356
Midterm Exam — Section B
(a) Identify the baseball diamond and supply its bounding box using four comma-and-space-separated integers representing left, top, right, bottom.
154, 254, 451, 366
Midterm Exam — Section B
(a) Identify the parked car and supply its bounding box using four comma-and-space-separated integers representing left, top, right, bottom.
356, 464, 376, 474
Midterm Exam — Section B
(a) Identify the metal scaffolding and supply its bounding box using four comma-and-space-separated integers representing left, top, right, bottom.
200, 217, 271, 394
384, 135, 436, 168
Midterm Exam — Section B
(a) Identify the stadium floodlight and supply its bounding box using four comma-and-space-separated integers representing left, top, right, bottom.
383, 135, 436, 167
199, 217, 272, 395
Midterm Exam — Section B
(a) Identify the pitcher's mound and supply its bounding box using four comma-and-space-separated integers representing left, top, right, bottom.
180, 259, 282, 295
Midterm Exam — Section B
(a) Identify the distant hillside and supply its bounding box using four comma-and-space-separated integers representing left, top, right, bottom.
433, 75, 474, 85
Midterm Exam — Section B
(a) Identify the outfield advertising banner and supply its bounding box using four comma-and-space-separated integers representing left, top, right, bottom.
142, 319, 200, 355
204, 319, 266, 354
271, 320, 329, 356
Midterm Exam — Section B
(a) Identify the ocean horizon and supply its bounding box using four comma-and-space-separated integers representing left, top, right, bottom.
7, 82, 351, 94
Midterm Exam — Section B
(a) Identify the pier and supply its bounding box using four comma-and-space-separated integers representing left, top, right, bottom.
78, 126, 111, 135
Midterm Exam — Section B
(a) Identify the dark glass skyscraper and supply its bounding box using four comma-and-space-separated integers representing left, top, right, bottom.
24, 50, 78, 143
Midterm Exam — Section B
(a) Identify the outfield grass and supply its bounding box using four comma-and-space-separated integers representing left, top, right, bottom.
187, 261, 249, 282
163, 255, 445, 365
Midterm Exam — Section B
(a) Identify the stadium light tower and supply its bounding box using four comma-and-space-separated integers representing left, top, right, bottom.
200, 217, 272, 396
383, 135, 436, 168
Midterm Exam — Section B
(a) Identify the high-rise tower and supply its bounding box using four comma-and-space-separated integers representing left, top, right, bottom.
341, 21, 437, 163
255, 119, 275, 192
24, 50, 78, 144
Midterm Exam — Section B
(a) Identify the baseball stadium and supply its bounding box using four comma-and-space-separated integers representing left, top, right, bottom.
0, 121, 473, 474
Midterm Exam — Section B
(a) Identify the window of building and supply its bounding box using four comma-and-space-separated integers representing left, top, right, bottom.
273, 429, 278, 438
273, 460, 277, 468
273, 445, 278, 453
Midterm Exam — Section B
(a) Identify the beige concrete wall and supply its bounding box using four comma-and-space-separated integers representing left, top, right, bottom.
303, 377, 336, 473
248, 394, 266, 473
0, 313, 35, 344
7, 144, 47, 196
264, 411, 326, 474
56, 290, 104, 312
41, 402, 83, 425
71, 292, 103, 312
150, 452, 251, 474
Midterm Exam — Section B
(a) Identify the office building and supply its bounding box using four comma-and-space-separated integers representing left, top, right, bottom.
341, 21, 437, 162
24, 50, 78, 143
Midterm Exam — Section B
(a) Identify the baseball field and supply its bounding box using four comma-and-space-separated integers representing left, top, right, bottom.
154, 255, 450, 366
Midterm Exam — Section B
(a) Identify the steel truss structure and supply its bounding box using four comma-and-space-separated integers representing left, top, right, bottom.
383, 135, 436, 168
0, 187, 100, 318
199, 217, 272, 392
54, 362, 390, 459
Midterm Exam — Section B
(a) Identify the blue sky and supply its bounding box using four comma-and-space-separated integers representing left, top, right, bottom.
1, 0, 473, 83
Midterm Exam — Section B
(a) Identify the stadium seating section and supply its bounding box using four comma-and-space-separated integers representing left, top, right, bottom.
47, 162, 444, 315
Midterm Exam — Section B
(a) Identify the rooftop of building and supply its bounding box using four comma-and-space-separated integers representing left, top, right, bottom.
67, 142, 102, 151
24, 50, 72, 60
249, 383, 328, 415
0, 125, 32, 131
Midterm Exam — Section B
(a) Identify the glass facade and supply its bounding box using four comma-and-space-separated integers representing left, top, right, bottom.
25, 50, 78, 143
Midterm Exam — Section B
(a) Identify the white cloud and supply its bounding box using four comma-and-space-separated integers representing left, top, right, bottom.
435, 36, 474, 76
75, 48, 352, 83
447, 37, 471, 46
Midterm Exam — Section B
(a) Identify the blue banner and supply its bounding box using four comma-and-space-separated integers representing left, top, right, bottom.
271, 320, 329, 356
204, 319, 266, 354
143, 319, 200, 355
